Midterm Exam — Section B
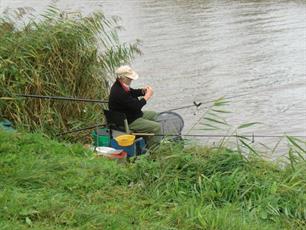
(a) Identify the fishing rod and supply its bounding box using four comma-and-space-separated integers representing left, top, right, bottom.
167, 101, 202, 112
56, 124, 106, 136
9, 93, 306, 139
14, 94, 109, 104
167, 93, 250, 112
10, 94, 202, 108
10, 92, 248, 109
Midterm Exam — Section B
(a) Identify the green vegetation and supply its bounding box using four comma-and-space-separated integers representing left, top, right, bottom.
1, 129, 305, 229
0, 5, 305, 230
0, 7, 140, 140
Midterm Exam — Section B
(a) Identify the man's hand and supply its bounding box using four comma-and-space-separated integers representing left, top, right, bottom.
144, 86, 153, 101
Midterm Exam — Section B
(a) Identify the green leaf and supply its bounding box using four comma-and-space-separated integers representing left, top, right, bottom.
240, 139, 258, 155
19, 209, 39, 216
200, 128, 219, 131
201, 123, 221, 130
0, 97, 15, 100
236, 135, 251, 141
287, 136, 306, 156
260, 210, 268, 220
213, 101, 229, 106
25, 217, 32, 226
213, 97, 230, 106
238, 122, 261, 129
211, 109, 231, 114
204, 117, 228, 126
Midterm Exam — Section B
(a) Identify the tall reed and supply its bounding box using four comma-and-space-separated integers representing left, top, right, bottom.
0, 6, 140, 141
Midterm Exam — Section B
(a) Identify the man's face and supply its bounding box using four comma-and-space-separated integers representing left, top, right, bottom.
125, 78, 132, 86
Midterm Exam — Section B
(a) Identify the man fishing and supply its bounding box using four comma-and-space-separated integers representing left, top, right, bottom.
108, 65, 161, 147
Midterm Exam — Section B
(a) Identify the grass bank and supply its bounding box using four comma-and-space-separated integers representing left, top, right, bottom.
0, 129, 305, 229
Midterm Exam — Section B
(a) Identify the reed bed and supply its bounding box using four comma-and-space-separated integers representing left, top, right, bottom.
0, 6, 140, 141
0, 129, 305, 229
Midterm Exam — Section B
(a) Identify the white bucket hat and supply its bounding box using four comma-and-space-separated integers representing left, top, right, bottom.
115, 65, 139, 80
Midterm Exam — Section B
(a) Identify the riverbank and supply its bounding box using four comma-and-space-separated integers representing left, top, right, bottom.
0, 129, 305, 229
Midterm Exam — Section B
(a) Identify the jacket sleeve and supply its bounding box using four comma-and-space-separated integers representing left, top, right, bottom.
130, 88, 145, 97
119, 90, 146, 111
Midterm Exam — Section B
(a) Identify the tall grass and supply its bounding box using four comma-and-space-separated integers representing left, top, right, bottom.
0, 6, 140, 141
0, 129, 305, 229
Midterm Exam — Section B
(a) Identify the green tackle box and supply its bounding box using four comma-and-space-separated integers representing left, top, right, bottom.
91, 128, 110, 147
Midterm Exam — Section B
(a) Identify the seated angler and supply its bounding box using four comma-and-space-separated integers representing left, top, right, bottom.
108, 65, 161, 147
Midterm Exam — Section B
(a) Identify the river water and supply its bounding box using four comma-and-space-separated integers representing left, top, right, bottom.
1, 0, 306, 154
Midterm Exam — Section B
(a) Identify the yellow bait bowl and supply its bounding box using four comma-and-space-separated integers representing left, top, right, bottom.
115, 134, 136, 147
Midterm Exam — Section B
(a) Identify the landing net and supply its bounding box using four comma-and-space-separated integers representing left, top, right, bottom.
155, 111, 184, 140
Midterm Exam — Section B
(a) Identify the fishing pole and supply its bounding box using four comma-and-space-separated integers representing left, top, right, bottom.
166, 101, 202, 112
14, 94, 109, 104
10, 92, 248, 109
56, 123, 106, 136
167, 93, 250, 112
9, 93, 306, 140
